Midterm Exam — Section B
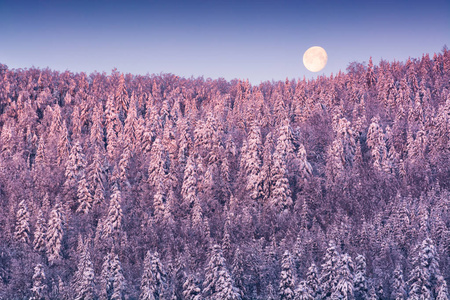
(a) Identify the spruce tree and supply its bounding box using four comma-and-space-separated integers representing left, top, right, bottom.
203, 244, 241, 300
140, 251, 157, 300
73, 238, 95, 300
391, 265, 406, 300
332, 253, 354, 300
30, 263, 47, 300
183, 274, 203, 300
34, 209, 47, 253
320, 241, 340, 299
46, 202, 64, 265
354, 254, 368, 300
14, 200, 30, 244
279, 250, 295, 300
295, 280, 314, 300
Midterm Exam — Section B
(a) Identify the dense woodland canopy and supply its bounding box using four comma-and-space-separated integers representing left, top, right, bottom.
0, 48, 449, 299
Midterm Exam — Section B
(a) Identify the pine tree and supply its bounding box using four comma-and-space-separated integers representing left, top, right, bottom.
100, 252, 114, 300
140, 251, 157, 300
88, 147, 106, 205
148, 138, 168, 190
306, 263, 320, 299
391, 265, 406, 300
76, 172, 93, 214
408, 241, 432, 300
103, 183, 123, 242
73, 238, 95, 300
367, 116, 387, 171
279, 250, 295, 300
64, 141, 86, 199
111, 252, 126, 300
30, 263, 47, 300
244, 123, 263, 201
150, 251, 167, 298
295, 280, 314, 300
89, 103, 105, 150
153, 182, 166, 223
183, 274, 202, 300
269, 146, 292, 212
46, 202, 64, 265
34, 209, 47, 252
14, 199, 30, 244
261, 132, 274, 201
332, 253, 354, 300
320, 241, 340, 299
435, 275, 449, 300
203, 244, 241, 300
354, 254, 368, 300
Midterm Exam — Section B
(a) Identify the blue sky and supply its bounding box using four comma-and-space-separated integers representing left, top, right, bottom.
1, 0, 449, 83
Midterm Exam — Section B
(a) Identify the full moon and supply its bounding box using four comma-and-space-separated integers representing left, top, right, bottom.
303, 46, 328, 72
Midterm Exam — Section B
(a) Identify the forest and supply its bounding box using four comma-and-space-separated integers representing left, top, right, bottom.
0, 48, 449, 299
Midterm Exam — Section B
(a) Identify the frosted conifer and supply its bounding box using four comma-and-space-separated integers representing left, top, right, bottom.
354, 254, 368, 300
279, 250, 295, 300
14, 200, 30, 244
295, 280, 314, 300
203, 244, 241, 300
30, 263, 47, 300
73, 238, 95, 300
183, 274, 202, 300
332, 253, 354, 300
320, 241, 340, 299
391, 265, 406, 300
34, 209, 47, 252
46, 203, 64, 265
140, 251, 157, 300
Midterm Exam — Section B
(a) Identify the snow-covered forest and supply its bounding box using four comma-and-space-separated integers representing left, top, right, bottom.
0, 49, 449, 299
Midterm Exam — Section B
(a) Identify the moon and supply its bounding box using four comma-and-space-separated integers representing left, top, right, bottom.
303, 46, 328, 72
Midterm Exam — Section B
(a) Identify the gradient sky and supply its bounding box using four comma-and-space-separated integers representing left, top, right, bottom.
1, 0, 449, 83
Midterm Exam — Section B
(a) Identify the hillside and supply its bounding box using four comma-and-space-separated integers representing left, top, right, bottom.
0, 49, 449, 299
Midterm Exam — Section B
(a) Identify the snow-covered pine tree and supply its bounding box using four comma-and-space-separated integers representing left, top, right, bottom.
30, 263, 47, 300
244, 122, 263, 201
279, 250, 295, 300
153, 182, 166, 223
148, 138, 169, 190
46, 202, 64, 265
150, 251, 167, 299
269, 144, 292, 212
320, 241, 340, 299
34, 209, 47, 253
88, 146, 106, 205
14, 199, 30, 244
183, 274, 202, 300
140, 251, 157, 300
64, 141, 86, 201
435, 275, 449, 300
408, 242, 432, 300
102, 183, 123, 243
391, 265, 406, 300
89, 103, 105, 151
111, 251, 126, 300
73, 237, 95, 300
295, 280, 314, 300
203, 244, 241, 300
366, 116, 386, 172
354, 254, 368, 300
332, 253, 354, 300
261, 132, 274, 201
306, 263, 320, 299
100, 252, 114, 300
76, 172, 93, 214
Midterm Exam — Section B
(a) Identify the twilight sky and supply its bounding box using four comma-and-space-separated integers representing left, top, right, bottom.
1, 0, 449, 83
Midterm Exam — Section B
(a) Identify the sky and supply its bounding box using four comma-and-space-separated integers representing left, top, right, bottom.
0, 0, 449, 84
